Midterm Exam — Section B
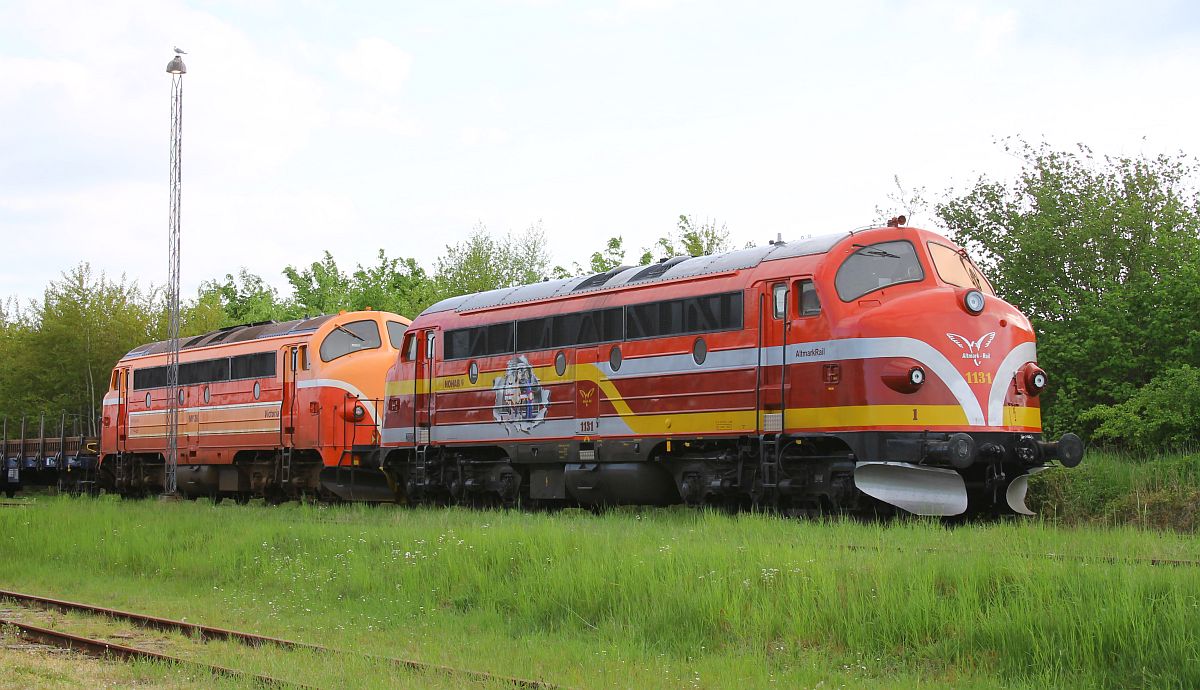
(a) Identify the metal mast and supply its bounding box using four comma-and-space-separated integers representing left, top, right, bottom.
165, 50, 187, 495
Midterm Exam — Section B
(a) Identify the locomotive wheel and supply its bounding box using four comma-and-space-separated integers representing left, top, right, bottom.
4, 489, 14, 499
234, 492, 251, 505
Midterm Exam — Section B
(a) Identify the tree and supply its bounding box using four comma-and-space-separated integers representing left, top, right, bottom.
347, 250, 437, 318
283, 252, 351, 317
0, 265, 160, 432
434, 222, 554, 299
936, 140, 1200, 438
197, 270, 290, 326
644, 215, 733, 263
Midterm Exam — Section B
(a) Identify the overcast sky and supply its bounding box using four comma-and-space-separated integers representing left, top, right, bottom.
2, 0, 1198, 304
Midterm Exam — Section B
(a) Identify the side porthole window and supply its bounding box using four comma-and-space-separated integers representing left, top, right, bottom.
609, 345, 622, 372
178, 389, 185, 404
468, 361, 479, 384
772, 283, 786, 319
203, 387, 210, 404
555, 351, 567, 377
253, 382, 261, 400
145, 392, 152, 408
693, 337, 707, 365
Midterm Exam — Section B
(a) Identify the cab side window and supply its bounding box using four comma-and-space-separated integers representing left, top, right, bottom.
797, 279, 821, 316
401, 333, 418, 362
772, 283, 786, 319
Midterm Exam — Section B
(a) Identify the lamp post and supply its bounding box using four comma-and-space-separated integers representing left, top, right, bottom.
164, 51, 186, 496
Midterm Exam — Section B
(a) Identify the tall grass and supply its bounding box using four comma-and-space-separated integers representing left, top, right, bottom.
2, 497, 1198, 688
1031, 449, 1200, 530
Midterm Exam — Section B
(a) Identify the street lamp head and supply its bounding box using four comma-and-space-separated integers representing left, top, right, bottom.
166, 56, 186, 74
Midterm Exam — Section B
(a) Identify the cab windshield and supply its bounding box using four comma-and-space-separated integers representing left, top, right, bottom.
835, 240, 925, 301
927, 242, 995, 296
320, 319, 382, 362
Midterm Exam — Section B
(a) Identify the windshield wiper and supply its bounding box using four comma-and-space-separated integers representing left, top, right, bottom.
334, 324, 365, 342
852, 243, 899, 259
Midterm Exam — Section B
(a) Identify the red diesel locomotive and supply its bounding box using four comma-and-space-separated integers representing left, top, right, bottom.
378, 222, 1083, 516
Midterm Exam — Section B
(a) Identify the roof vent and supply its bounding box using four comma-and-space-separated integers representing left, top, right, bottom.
627, 256, 690, 283
572, 265, 634, 292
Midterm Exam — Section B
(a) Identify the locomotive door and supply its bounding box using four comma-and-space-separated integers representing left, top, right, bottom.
413, 329, 437, 444
756, 279, 792, 433
281, 345, 298, 448
116, 368, 129, 453
183, 388, 199, 455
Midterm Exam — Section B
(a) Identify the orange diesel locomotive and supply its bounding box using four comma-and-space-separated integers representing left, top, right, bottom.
378, 223, 1083, 516
100, 310, 409, 501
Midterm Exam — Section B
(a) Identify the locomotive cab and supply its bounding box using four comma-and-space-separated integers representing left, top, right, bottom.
811, 227, 1084, 515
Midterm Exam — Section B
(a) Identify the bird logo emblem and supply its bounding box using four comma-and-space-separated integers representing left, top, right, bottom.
946, 332, 996, 367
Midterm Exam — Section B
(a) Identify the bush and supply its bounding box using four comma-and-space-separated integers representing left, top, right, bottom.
1081, 365, 1200, 450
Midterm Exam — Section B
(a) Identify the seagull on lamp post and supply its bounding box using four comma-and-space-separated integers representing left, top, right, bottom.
174, 46, 187, 55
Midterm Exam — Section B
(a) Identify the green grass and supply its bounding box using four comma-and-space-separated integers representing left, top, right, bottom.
2, 496, 1198, 688
1031, 449, 1200, 530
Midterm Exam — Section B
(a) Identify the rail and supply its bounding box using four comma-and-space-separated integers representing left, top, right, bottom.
0, 616, 307, 688
0, 588, 561, 689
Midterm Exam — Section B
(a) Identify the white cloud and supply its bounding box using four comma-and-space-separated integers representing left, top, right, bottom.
458, 126, 512, 147
3, 0, 1200, 306
335, 37, 413, 94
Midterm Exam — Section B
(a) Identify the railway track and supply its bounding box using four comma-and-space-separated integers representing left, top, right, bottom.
0, 589, 559, 689
0, 616, 307, 688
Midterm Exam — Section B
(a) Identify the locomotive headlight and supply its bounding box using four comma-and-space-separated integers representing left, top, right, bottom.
963, 289, 985, 315
343, 402, 368, 422
908, 366, 925, 387
883, 359, 926, 393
